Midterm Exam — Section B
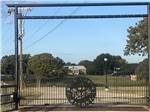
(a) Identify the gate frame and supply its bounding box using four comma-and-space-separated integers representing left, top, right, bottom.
6, 2, 150, 109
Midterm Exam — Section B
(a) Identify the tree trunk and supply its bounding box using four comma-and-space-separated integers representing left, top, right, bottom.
20, 74, 26, 90
37, 79, 41, 88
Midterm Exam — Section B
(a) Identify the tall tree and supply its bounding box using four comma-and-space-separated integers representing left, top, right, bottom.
125, 18, 148, 80
94, 54, 127, 75
124, 18, 148, 56
27, 53, 65, 87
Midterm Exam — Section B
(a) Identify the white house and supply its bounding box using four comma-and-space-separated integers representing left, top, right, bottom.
64, 65, 86, 75
130, 74, 137, 81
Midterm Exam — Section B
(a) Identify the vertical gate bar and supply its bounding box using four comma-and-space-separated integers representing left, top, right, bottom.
148, 3, 150, 108
115, 75, 116, 104
14, 6, 19, 110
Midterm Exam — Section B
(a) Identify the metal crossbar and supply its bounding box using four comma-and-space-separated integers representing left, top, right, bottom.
7, 2, 149, 7
19, 14, 147, 19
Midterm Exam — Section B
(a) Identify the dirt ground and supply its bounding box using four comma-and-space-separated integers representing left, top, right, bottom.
19, 105, 149, 111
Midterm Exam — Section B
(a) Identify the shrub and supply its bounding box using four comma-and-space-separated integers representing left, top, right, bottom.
135, 59, 148, 81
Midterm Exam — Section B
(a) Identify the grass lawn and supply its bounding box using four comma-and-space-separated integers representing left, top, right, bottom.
3, 74, 147, 87
84, 75, 147, 86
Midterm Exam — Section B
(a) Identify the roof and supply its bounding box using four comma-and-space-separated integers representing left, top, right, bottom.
64, 65, 86, 70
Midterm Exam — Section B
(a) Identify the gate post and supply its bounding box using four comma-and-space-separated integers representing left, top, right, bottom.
14, 6, 19, 110
148, 3, 150, 108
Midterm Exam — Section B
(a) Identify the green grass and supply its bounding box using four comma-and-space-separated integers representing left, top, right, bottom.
24, 75, 147, 87
3, 74, 147, 87
84, 75, 147, 86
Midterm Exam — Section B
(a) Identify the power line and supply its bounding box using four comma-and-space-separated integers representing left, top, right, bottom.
3, 1, 84, 55
3, 1, 68, 55
24, 7, 61, 41
24, 0, 70, 41
24, 6, 81, 50
2, 7, 29, 54
3, 6, 61, 54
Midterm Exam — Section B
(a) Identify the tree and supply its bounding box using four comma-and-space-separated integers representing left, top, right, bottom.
120, 63, 138, 75
124, 18, 148, 56
22, 54, 31, 74
65, 62, 76, 66
1, 54, 30, 75
78, 60, 96, 75
93, 54, 127, 75
27, 53, 65, 87
135, 59, 148, 81
124, 18, 148, 81
1, 55, 15, 75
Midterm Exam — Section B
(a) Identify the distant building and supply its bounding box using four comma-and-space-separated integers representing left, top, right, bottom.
130, 74, 137, 81
64, 65, 86, 75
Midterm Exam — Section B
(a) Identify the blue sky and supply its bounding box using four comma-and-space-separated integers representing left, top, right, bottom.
1, 0, 150, 63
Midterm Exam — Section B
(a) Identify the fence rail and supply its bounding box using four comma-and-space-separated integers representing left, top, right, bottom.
1, 85, 16, 112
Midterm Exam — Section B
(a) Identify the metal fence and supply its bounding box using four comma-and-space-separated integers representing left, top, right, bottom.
19, 75, 148, 106
1, 75, 148, 111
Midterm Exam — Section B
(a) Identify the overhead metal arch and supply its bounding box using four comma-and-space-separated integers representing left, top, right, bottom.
6, 2, 149, 7
18, 14, 147, 19
6, 2, 150, 109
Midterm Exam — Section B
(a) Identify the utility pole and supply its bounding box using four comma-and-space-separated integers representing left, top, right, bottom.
148, 3, 150, 108
8, 7, 31, 90
18, 8, 24, 90
18, 7, 31, 89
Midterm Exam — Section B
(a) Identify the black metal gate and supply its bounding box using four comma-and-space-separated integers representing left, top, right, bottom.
19, 75, 148, 106
6, 2, 150, 109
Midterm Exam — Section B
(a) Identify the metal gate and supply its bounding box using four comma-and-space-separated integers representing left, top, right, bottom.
6, 2, 150, 109
19, 75, 148, 106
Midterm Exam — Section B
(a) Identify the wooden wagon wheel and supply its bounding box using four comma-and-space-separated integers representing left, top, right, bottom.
66, 76, 96, 107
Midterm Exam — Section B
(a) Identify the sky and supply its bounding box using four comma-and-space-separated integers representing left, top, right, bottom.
1, 0, 150, 64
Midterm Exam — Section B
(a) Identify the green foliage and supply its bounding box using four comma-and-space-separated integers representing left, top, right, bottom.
79, 60, 96, 74
27, 53, 66, 81
49, 67, 69, 80
119, 63, 138, 75
124, 18, 148, 80
1, 54, 30, 75
22, 54, 31, 73
65, 62, 76, 66
124, 18, 148, 56
135, 59, 148, 81
79, 54, 127, 75
1, 75, 15, 82
93, 53, 127, 75
1, 55, 15, 75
